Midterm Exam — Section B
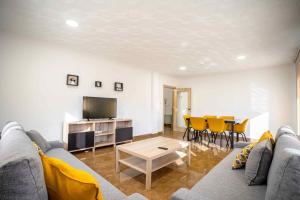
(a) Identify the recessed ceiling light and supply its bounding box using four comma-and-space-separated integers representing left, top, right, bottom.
179, 66, 187, 71
65, 19, 79, 27
236, 55, 246, 60
181, 42, 188, 47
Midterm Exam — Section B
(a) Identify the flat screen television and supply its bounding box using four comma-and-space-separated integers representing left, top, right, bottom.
83, 96, 117, 120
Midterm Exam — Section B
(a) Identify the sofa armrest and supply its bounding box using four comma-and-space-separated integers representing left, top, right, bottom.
234, 141, 251, 149
171, 188, 211, 200
48, 141, 64, 149
123, 193, 148, 200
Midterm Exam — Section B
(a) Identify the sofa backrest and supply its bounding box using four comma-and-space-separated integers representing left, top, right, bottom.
0, 122, 48, 200
265, 126, 300, 200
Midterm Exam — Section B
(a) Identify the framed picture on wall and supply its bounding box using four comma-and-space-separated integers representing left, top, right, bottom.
114, 82, 123, 91
95, 81, 102, 87
66, 74, 79, 86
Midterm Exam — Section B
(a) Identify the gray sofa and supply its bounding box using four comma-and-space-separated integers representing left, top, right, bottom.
0, 122, 147, 200
171, 126, 300, 200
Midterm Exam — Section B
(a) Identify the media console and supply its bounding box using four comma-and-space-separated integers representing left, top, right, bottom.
63, 119, 133, 152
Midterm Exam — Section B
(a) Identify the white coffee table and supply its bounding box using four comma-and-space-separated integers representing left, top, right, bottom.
115, 136, 191, 189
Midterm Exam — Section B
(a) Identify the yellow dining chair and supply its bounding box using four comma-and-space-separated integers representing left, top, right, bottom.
207, 118, 228, 147
190, 117, 208, 144
183, 114, 191, 140
234, 119, 249, 142
219, 116, 235, 132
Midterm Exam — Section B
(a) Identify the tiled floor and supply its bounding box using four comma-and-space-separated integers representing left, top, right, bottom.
74, 128, 231, 200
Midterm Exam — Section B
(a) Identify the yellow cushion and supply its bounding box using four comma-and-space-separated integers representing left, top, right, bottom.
39, 152, 103, 200
232, 142, 257, 169
258, 130, 274, 144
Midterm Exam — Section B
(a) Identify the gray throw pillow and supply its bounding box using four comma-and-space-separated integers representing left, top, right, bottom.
26, 130, 51, 153
245, 139, 273, 185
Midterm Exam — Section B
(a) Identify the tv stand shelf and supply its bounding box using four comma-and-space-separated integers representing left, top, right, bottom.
63, 119, 133, 152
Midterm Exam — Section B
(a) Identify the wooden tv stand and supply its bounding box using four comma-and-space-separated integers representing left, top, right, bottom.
63, 119, 133, 152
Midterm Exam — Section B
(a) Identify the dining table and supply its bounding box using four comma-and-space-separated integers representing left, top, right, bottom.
185, 117, 239, 149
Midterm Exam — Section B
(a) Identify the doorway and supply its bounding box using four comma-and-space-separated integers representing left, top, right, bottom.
163, 85, 175, 132
163, 86, 192, 134
173, 88, 192, 132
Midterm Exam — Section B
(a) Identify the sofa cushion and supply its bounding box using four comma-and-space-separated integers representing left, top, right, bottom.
171, 188, 212, 200
245, 139, 273, 185
265, 134, 300, 200
26, 130, 52, 153
189, 148, 266, 200
275, 125, 296, 142
0, 128, 48, 200
46, 148, 127, 200
1, 121, 23, 139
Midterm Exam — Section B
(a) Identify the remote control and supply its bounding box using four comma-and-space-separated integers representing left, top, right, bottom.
158, 147, 168, 150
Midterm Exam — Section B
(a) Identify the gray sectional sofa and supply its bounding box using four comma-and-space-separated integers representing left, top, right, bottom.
171, 126, 300, 200
0, 122, 147, 200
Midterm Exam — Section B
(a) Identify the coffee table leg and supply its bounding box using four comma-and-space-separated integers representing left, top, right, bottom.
187, 143, 191, 166
146, 159, 152, 190
116, 147, 120, 173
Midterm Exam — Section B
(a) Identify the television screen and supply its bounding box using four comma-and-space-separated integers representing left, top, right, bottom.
83, 96, 117, 119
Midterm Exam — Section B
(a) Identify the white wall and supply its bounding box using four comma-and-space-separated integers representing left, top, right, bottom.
0, 33, 178, 140
180, 65, 297, 139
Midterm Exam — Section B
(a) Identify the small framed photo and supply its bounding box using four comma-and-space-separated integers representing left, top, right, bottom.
114, 82, 123, 91
95, 81, 102, 88
66, 74, 79, 86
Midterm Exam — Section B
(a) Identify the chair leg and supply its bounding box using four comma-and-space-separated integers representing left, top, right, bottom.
242, 133, 248, 142
195, 131, 198, 141
224, 132, 229, 147
236, 133, 239, 142
183, 128, 188, 140
200, 131, 203, 145
220, 133, 223, 148
206, 131, 211, 147
213, 133, 217, 144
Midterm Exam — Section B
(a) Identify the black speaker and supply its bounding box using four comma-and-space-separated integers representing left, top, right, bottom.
116, 127, 133, 143
68, 131, 94, 151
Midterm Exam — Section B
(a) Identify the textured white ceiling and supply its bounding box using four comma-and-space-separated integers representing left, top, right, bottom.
0, 0, 300, 76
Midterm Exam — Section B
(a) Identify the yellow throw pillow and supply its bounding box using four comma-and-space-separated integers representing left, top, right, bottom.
232, 142, 257, 169
39, 152, 103, 200
258, 130, 274, 144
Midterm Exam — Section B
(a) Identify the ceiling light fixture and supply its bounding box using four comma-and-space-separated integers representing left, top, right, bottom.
236, 55, 246, 60
179, 66, 187, 71
65, 19, 79, 27
181, 42, 188, 47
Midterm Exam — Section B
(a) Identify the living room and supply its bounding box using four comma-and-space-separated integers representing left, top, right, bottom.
1, 1, 300, 200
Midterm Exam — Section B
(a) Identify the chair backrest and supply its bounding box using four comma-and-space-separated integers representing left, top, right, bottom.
207, 118, 226, 133
203, 115, 217, 119
183, 114, 191, 128
239, 119, 249, 132
190, 117, 206, 131
219, 116, 235, 120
